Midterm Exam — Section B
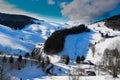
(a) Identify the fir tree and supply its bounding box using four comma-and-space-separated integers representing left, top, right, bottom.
24, 52, 30, 58
81, 56, 85, 62
65, 56, 70, 65
9, 56, 14, 63
17, 55, 23, 70
76, 56, 81, 64
2, 56, 7, 63
18, 55, 22, 63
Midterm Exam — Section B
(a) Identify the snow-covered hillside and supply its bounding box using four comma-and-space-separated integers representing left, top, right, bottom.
86, 22, 120, 63
59, 31, 94, 59
39, 21, 120, 80
0, 20, 120, 80
0, 20, 67, 55
45, 21, 120, 80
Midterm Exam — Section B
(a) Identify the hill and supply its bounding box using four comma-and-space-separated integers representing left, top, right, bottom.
0, 12, 38, 29
0, 13, 120, 80
104, 15, 120, 30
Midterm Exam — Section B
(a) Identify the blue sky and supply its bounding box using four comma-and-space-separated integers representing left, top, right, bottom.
95, 3, 120, 21
4, 0, 71, 23
0, 0, 120, 23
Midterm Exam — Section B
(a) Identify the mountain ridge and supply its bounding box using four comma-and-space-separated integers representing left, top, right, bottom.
0, 12, 41, 29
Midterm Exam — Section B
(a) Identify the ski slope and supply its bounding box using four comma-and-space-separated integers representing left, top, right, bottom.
59, 31, 94, 59
0, 20, 67, 55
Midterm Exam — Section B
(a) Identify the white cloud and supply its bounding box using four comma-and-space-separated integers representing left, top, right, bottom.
48, 0, 55, 5
61, 0, 120, 24
60, 2, 67, 8
0, 0, 42, 20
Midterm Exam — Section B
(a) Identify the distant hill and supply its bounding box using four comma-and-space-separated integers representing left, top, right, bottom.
104, 15, 120, 31
0, 12, 38, 29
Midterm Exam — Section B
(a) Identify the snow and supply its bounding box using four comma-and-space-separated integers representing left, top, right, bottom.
12, 66, 46, 80
0, 20, 67, 55
0, 20, 120, 80
0, 24, 35, 54
34, 76, 105, 80
86, 22, 120, 64
59, 31, 95, 60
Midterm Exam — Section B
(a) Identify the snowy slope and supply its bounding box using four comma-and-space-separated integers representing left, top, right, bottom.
43, 21, 120, 80
86, 22, 120, 63
59, 31, 94, 59
0, 20, 67, 55
0, 19, 120, 80
58, 22, 119, 60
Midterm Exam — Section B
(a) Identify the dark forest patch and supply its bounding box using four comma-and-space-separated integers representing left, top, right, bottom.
44, 24, 90, 55
105, 15, 120, 31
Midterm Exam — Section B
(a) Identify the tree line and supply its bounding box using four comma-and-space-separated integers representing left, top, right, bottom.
0, 50, 51, 80
103, 48, 120, 78
105, 15, 120, 31
44, 24, 90, 55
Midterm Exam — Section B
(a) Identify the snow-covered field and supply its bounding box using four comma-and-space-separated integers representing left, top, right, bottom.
86, 22, 120, 63
0, 20, 120, 80
0, 20, 67, 55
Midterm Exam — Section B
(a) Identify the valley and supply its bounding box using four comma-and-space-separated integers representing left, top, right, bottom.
0, 13, 120, 80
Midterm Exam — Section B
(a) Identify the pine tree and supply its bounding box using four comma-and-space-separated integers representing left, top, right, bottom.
76, 56, 81, 64
31, 49, 35, 58
9, 56, 14, 69
81, 56, 85, 62
9, 56, 14, 63
17, 55, 23, 70
2, 56, 7, 63
44, 56, 50, 65
24, 52, 30, 58
65, 56, 70, 65
18, 55, 22, 62
24, 53, 29, 64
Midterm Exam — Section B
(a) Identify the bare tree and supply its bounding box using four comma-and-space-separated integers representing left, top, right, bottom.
91, 46, 95, 57
17, 55, 23, 70
0, 64, 8, 80
111, 48, 119, 78
103, 48, 120, 78
0, 58, 9, 80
